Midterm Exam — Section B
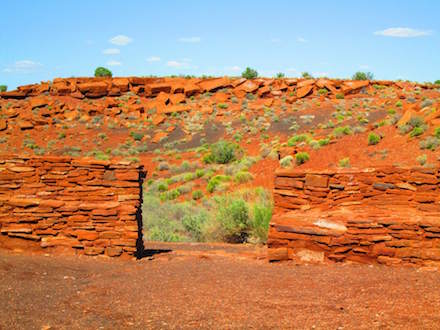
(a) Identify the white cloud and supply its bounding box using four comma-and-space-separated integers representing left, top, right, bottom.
3, 60, 42, 73
297, 37, 308, 43
109, 35, 133, 46
167, 60, 185, 68
107, 60, 122, 66
313, 71, 329, 77
374, 27, 432, 38
103, 48, 120, 55
146, 56, 161, 62
226, 65, 241, 72
166, 58, 195, 69
178, 36, 201, 43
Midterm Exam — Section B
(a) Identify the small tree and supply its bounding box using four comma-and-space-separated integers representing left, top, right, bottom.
94, 67, 112, 77
275, 72, 285, 78
0, 85, 7, 92
241, 67, 258, 79
301, 72, 312, 79
352, 71, 373, 80
435, 80, 440, 85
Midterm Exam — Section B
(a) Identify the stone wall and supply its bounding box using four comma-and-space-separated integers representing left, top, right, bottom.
268, 166, 440, 266
0, 155, 146, 258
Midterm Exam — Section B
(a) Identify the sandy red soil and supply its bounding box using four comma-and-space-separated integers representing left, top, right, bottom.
1, 246, 440, 329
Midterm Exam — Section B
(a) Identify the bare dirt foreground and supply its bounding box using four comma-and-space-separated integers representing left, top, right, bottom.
1, 245, 440, 330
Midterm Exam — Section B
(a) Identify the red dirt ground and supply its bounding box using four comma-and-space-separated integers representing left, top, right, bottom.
1, 246, 440, 329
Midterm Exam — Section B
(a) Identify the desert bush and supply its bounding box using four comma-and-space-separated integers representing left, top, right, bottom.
338, 157, 351, 168
241, 67, 258, 79
203, 140, 238, 164
295, 152, 310, 165
435, 127, 440, 139
287, 134, 310, 146
0, 85, 7, 92
333, 126, 352, 137
435, 80, 440, 85
94, 66, 112, 77
419, 136, 440, 150
410, 126, 426, 137
160, 189, 180, 201
217, 103, 228, 109
275, 72, 285, 78
215, 196, 250, 243
207, 175, 231, 193
280, 155, 293, 168
234, 171, 254, 184
130, 131, 144, 141
158, 162, 170, 171
192, 190, 204, 200
416, 154, 427, 166
352, 71, 374, 80
157, 181, 169, 192
301, 72, 312, 78
182, 212, 208, 241
335, 93, 344, 99
368, 133, 381, 145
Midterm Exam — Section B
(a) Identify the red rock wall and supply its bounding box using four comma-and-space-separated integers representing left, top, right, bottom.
269, 166, 440, 266
0, 155, 146, 257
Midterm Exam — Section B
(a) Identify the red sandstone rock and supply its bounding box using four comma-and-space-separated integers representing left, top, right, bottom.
77, 81, 108, 98
296, 85, 314, 98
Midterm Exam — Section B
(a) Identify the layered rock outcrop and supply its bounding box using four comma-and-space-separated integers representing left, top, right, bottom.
268, 166, 440, 266
0, 155, 146, 257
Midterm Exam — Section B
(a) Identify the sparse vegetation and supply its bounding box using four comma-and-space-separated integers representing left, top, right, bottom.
352, 71, 374, 80
94, 66, 112, 77
0, 85, 7, 92
280, 155, 293, 168
203, 140, 238, 164
368, 133, 381, 145
338, 157, 350, 168
241, 67, 258, 79
295, 152, 310, 165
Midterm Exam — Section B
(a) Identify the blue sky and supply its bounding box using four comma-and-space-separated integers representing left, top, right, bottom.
1, 0, 439, 89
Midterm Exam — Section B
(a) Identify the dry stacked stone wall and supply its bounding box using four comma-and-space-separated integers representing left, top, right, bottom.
269, 166, 440, 266
0, 155, 146, 257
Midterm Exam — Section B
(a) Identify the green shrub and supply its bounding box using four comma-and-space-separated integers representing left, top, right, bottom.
207, 175, 231, 193
216, 197, 250, 243
217, 103, 228, 109
295, 152, 310, 165
160, 189, 180, 201
203, 140, 238, 164
435, 80, 440, 85
335, 93, 344, 99
301, 72, 312, 78
275, 72, 285, 78
434, 127, 440, 138
368, 133, 381, 145
130, 131, 144, 141
287, 134, 310, 146
182, 212, 207, 241
395, 100, 403, 108
94, 66, 112, 77
157, 182, 168, 192
318, 88, 328, 95
251, 203, 272, 243
280, 155, 293, 168
158, 162, 170, 171
333, 126, 352, 137
416, 154, 427, 166
419, 137, 440, 150
338, 157, 350, 168
241, 67, 258, 79
0, 85, 7, 92
318, 138, 330, 146
192, 190, 204, 200
352, 71, 373, 80
410, 126, 425, 137
409, 116, 424, 128
234, 171, 254, 184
